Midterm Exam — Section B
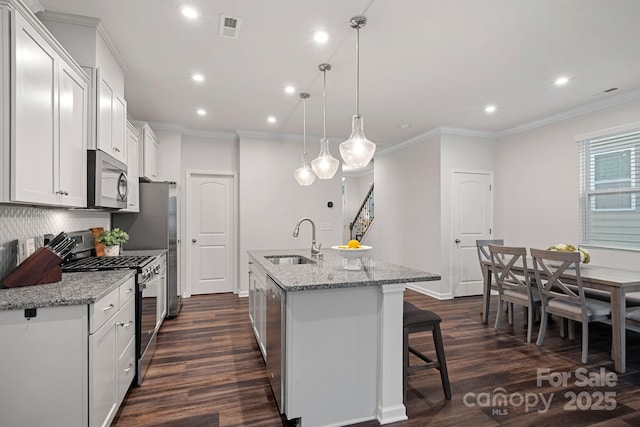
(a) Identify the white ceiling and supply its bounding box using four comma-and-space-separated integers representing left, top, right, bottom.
36, 0, 640, 149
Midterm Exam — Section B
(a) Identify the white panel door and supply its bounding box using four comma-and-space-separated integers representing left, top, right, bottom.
187, 173, 234, 294
451, 171, 493, 297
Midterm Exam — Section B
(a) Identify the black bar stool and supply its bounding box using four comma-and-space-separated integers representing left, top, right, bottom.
403, 301, 452, 401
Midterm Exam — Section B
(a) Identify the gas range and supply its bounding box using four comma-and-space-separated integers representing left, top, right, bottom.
61, 255, 155, 272
58, 230, 165, 387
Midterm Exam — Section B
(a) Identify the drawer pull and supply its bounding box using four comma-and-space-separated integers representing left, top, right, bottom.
124, 288, 134, 294
103, 304, 115, 312
116, 321, 124, 327
124, 321, 133, 328
124, 364, 133, 373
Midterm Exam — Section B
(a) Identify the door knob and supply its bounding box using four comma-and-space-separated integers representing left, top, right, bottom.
455, 239, 461, 244
192, 238, 197, 243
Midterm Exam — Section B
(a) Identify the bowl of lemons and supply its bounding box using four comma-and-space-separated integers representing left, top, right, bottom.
331, 240, 372, 270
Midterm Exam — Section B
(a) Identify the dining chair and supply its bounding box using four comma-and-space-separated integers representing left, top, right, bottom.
476, 239, 505, 321
489, 244, 539, 343
531, 248, 611, 364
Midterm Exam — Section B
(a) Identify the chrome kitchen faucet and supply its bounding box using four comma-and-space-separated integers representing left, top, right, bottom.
293, 217, 321, 258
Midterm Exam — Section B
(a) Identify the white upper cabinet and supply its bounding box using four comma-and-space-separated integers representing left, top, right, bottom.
38, 11, 128, 165
120, 121, 140, 212
131, 121, 160, 182
0, 0, 88, 207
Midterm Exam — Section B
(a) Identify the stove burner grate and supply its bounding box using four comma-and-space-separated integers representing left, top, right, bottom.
62, 256, 154, 271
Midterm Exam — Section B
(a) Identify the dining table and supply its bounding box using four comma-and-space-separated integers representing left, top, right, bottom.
480, 259, 640, 373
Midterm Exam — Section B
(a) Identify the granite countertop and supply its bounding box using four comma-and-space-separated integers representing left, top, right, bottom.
0, 250, 166, 311
0, 270, 135, 311
248, 248, 440, 291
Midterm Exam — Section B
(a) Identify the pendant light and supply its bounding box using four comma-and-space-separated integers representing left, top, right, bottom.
339, 15, 376, 169
293, 92, 316, 186
311, 63, 339, 179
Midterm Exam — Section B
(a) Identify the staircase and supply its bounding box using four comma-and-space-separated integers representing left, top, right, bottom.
349, 184, 374, 242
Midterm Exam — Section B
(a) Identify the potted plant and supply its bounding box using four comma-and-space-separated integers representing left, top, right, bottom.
96, 228, 129, 256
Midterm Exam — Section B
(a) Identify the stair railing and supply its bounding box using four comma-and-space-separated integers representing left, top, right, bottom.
349, 183, 374, 241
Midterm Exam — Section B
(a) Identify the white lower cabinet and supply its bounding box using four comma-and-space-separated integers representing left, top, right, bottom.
0, 275, 136, 427
248, 261, 267, 360
90, 277, 136, 427
89, 312, 118, 427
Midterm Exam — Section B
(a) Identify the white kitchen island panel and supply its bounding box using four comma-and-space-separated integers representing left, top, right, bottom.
248, 249, 439, 426
286, 286, 381, 426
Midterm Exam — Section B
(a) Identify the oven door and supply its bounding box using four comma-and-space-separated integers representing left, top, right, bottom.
137, 273, 159, 385
88, 149, 128, 209
140, 277, 158, 356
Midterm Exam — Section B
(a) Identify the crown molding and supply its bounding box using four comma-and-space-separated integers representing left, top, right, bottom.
235, 129, 342, 145
147, 121, 237, 140
439, 126, 496, 139
24, 0, 44, 13
377, 125, 497, 157
496, 88, 640, 138
36, 10, 128, 72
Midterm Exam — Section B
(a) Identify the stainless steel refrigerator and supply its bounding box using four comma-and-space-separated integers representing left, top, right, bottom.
113, 181, 182, 317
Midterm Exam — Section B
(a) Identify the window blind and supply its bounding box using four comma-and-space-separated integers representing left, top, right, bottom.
579, 129, 640, 249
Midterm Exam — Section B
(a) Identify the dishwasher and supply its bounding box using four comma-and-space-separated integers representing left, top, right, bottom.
266, 275, 286, 414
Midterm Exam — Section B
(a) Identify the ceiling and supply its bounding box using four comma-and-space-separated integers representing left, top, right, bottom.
36, 0, 640, 150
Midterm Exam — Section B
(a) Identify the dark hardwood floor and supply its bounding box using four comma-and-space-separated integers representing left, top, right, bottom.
113, 290, 640, 427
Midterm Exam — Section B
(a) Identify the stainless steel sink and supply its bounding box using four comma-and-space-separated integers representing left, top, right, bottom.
265, 255, 317, 265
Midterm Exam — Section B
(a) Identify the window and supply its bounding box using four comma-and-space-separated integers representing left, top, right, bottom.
579, 125, 640, 249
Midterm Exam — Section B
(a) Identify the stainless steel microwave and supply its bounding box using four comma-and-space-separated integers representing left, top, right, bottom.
87, 150, 128, 209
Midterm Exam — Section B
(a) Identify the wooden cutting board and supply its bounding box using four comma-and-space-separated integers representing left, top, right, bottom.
91, 227, 105, 257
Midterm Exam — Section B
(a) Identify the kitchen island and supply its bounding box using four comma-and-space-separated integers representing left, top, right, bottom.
248, 249, 440, 427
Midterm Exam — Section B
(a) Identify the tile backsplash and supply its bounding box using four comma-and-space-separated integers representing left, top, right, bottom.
0, 205, 110, 279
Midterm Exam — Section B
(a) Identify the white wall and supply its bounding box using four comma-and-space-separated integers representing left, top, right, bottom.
494, 99, 640, 269
180, 134, 238, 174
374, 133, 442, 295
155, 129, 182, 182
373, 131, 495, 299
239, 136, 343, 294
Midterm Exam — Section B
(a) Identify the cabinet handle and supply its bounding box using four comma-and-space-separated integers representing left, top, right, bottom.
103, 304, 115, 312
114, 147, 120, 153
56, 190, 69, 195
118, 320, 133, 328
125, 288, 134, 294
124, 364, 133, 373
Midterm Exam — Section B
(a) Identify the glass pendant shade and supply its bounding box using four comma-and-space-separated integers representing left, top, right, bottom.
339, 114, 376, 168
340, 15, 376, 169
311, 63, 338, 180
294, 92, 316, 186
311, 138, 339, 179
294, 154, 316, 186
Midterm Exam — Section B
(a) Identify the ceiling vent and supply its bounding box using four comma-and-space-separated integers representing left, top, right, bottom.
219, 14, 241, 39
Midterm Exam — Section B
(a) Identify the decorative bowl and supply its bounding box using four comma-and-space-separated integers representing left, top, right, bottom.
331, 245, 372, 270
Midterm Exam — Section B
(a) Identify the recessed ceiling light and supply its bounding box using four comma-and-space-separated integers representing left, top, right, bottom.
196, 108, 206, 116
180, 5, 199, 19
555, 76, 570, 86
284, 86, 295, 94
314, 30, 329, 44
192, 73, 205, 82
399, 123, 412, 129
267, 116, 277, 124
485, 105, 496, 114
